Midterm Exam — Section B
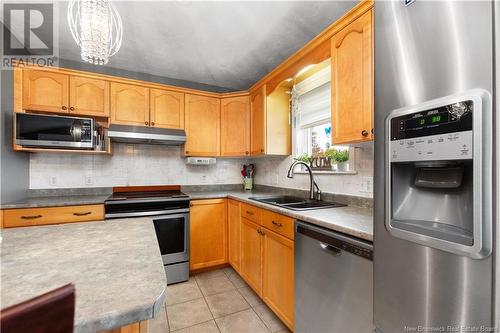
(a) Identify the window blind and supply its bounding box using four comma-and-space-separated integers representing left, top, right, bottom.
297, 82, 331, 129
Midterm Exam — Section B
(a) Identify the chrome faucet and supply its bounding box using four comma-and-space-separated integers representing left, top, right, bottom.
287, 161, 322, 200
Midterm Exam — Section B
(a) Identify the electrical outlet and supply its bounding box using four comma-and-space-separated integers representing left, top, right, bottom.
49, 176, 57, 186
201, 175, 207, 183
85, 176, 93, 186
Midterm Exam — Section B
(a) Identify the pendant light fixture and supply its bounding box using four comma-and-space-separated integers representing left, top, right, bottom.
67, 0, 123, 65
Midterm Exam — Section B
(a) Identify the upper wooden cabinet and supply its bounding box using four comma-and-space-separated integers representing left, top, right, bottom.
250, 86, 266, 155
184, 94, 221, 156
110, 82, 150, 126
150, 88, 185, 129
23, 70, 69, 113
331, 9, 373, 144
189, 199, 227, 271
69, 76, 110, 117
221, 96, 250, 156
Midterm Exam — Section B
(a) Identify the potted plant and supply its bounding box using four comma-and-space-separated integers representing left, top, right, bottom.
294, 153, 312, 165
333, 149, 350, 171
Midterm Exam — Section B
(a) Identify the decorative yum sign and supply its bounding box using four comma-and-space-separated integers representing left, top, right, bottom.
310, 157, 332, 170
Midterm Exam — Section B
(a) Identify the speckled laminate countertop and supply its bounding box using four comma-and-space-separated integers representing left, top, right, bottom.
185, 190, 373, 241
0, 218, 167, 333
0, 194, 110, 209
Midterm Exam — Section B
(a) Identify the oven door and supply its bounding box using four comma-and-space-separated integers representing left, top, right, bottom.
152, 213, 189, 265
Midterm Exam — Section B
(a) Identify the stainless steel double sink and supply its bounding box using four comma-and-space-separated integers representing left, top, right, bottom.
249, 195, 346, 211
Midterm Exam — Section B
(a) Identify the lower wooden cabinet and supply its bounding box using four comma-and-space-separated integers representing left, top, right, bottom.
240, 217, 263, 296
228, 199, 241, 272
103, 320, 148, 333
2, 204, 104, 228
262, 228, 294, 330
189, 199, 227, 271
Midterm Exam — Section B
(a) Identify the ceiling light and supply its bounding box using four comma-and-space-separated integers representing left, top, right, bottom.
67, 0, 123, 65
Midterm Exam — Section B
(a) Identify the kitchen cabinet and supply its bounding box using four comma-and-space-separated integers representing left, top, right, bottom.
221, 96, 250, 156
23, 69, 69, 113
184, 94, 221, 156
69, 75, 110, 117
250, 86, 266, 155
2, 205, 104, 228
150, 88, 185, 129
110, 82, 150, 126
262, 228, 294, 330
189, 199, 227, 271
228, 199, 241, 272
331, 9, 373, 144
262, 210, 294, 240
240, 217, 263, 296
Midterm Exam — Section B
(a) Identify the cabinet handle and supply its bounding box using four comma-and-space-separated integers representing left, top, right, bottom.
69, 106, 75, 111
361, 130, 369, 137
185, 151, 190, 154
371, 128, 374, 135
271, 220, 282, 227
257, 228, 261, 235
260, 228, 265, 236
260, 149, 264, 153
61, 106, 67, 110
245, 151, 249, 155
145, 121, 149, 125
246, 210, 254, 215
21, 215, 42, 220
73, 212, 91, 216
151, 122, 155, 126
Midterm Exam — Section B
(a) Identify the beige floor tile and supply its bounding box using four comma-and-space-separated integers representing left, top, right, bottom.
167, 298, 213, 331
193, 269, 226, 282
205, 290, 250, 318
221, 266, 236, 276
253, 304, 286, 333
166, 278, 203, 306
149, 304, 170, 333
171, 320, 220, 333
215, 309, 270, 333
226, 272, 248, 288
197, 274, 235, 296
276, 329, 292, 333
237, 286, 263, 307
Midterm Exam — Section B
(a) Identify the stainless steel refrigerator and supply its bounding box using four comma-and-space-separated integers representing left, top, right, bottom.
374, 1, 497, 332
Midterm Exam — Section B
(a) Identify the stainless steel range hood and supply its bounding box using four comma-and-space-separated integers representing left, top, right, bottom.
108, 125, 186, 145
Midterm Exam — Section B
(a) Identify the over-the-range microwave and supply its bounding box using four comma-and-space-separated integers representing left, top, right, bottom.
15, 113, 95, 149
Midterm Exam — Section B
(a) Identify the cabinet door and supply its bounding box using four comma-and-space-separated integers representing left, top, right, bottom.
228, 199, 241, 272
110, 82, 150, 126
189, 199, 227, 271
250, 85, 266, 155
23, 70, 69, 113
262, 228, 294, 330
331, 9, 373, 144
184, 94, 220, 156
221, 96, 250, 156
69, 75, 110, 117
240, 217, 263, 296
150, 88, 185, 129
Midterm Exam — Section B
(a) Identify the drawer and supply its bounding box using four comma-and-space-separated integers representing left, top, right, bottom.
3, 204, 104, 228
262, 210, 294, 240
241, 203, 262, 224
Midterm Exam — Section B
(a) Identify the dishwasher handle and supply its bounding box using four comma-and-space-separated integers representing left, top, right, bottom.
296, 221, 373, 261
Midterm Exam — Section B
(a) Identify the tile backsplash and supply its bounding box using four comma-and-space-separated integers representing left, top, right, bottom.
30, 142, 374, 198
30, 144, 248, 189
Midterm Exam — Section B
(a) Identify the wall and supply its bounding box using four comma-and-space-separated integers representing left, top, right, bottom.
30, 144, 248, 189
1, 69, 30, 203
252, 142, 374, 198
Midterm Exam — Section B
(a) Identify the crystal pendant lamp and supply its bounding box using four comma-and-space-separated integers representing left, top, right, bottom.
67, 0, 123, 65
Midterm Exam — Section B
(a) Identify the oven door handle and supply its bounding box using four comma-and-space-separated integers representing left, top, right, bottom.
105, 208, 189, 219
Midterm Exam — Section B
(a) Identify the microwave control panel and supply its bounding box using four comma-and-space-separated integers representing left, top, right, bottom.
389, 100, 473, 162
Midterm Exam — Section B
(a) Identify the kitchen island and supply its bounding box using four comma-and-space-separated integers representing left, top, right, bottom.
0, 217, 166, 333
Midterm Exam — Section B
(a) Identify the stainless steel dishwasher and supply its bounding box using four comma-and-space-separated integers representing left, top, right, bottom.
295, 221, 374, 333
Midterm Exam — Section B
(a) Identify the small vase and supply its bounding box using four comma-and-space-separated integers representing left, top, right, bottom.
243, 177, 253, 190
337, 162, 348, 172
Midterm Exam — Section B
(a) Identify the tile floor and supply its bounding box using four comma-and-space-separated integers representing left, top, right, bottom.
149, 267, 291, 333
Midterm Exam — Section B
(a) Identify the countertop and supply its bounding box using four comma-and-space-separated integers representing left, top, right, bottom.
0, 218, 167, 333
0, 194, 110, 209
185, 190, 373, 241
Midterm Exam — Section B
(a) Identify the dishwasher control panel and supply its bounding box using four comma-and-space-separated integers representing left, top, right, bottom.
339, 242, 373, 260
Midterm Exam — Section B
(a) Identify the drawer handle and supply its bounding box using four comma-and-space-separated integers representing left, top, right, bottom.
271, 220, 282, 227
320, 242, 342, 256
246, 210, 254, 215
73, 212, 91, 216
21, 215, 42, 220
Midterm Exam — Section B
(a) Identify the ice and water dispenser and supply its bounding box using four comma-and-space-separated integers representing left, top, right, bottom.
385, 90, 492, 258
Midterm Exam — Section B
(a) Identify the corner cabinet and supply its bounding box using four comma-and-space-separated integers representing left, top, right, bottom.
110, 82, 150, 126
189, 199, 227, 271
221, 96, 250, 156
331, 8, 374, 144
184, 94, 221, 156
250, 86, 266, 155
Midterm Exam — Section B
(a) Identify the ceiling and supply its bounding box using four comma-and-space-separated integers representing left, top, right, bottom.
11, 1, 358, 91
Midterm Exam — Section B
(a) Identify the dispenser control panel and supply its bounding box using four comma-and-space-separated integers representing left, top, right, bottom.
389, 100, 473, 162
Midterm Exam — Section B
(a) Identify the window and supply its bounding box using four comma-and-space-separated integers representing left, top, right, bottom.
292, 65, 351, 172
